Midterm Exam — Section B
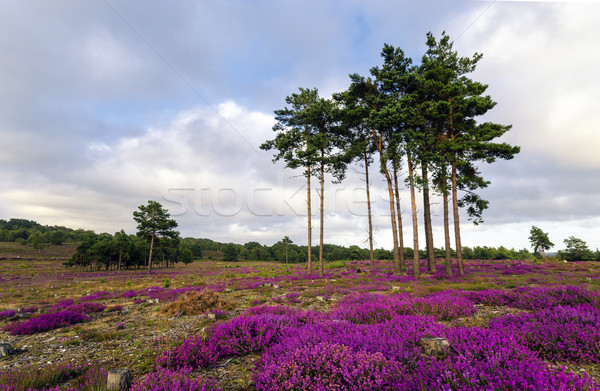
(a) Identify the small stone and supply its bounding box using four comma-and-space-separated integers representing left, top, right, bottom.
315, 296, 327, 302
420, 337, 450, 357
0, 343, 14, 357
391, 286, 401, 292
207, 313, 216, 320
272, 284, 280, 289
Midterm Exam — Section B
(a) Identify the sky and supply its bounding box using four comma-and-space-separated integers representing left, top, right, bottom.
1, 0, 599, 253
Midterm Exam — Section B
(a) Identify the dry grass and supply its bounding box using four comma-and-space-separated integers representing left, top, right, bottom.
161, 290, 230, 316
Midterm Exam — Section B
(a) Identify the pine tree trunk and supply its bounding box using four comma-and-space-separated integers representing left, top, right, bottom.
319, 161, 325, 278
421, 164, 436, 273
118, 248, 122, 271
392, 162, 406, 273
371, 128, 399, 273
364, 152, 375, 270
442, 178, 453, 275
451, 162, 465, 275
407, 152, 420, 279
382, 163, 401, 273
307, 165, 312, 272
147, 234, 154, 275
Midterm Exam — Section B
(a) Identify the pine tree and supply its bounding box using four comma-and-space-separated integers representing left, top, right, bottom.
133, 200, 178, 274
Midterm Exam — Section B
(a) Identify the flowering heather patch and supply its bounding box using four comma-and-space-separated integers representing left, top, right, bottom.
408, 327, 599, 390
0, 361, 106, 391
130, 367, 220, 391
79, 290, 113, 301
0, 310, 17, 320
285, 292, 301, 304
329, 292, 476, 323
122, 289, 140, 298
158, 306, 313, 370
21, 306, 38, 313
511, 285, 600, 310
465, 285, 600, 310
464, 288, 516, 306
3, 310, 88, 335
107, 304, 123, 312
255, 341, 404, 390
263, 315, 445, 365
489, 304, 600, 363
53, 302, 106, 314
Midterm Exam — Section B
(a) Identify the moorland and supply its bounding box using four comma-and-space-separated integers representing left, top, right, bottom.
1, 242, 600, 390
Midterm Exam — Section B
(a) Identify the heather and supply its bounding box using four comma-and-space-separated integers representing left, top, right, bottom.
329, 291, 476, 323
130, 367, 220, 391
409, 327, 598, 390
0, 362, 106, 391
3, 310, 89, 335
489, 304, 600, 363
466, 284, 600, 309
1, 253, 600, 389
157, 306, 313, 370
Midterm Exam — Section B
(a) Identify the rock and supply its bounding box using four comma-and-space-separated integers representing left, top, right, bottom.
391, 286, 401, 292
315, 296, 327, 302
0, 343, 14, 357
420, 337, 450, 357
272, 284, 280, 289
207, 313, 216, 320
107, 368, 130, 390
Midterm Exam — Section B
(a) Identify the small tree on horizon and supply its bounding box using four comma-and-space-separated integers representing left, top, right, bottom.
528, 226, 554, 258
281, 236, 293, 263
133, 200, 178, 274
558, 236, 594, 262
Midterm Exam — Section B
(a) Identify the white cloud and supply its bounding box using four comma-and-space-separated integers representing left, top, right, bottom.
451, 2, 600, 169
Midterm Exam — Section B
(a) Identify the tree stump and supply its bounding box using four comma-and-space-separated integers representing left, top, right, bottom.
107, 368, 130, 391
0, 343, 13, 357
420, 337, 450, 357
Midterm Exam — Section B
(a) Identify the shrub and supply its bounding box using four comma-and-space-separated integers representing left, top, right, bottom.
3, 311, 88, 335
329, 292, 476, 323
130, 367, 220, 391
161, 290, 227, 316
255, 342, 403, 390
0, 361, 106, 391
157, 307, 309, 370
407, 327, 598, 390
489, 304, 600, 363
0, 310, 17, 320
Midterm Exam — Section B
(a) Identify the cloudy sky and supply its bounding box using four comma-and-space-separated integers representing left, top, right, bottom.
1, 0, 599, 253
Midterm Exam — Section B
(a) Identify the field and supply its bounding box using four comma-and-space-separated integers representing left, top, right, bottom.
1, 242, 600, 390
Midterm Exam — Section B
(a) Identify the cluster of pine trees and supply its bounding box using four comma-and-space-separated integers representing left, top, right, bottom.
262, 32, 520, 278
64, 230, 196, 271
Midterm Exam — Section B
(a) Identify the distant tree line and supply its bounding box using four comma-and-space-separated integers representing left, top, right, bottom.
0, 218, 91, 247
2, 217, 598, 265
64, 230, 196, 271
214, 239, 539, 263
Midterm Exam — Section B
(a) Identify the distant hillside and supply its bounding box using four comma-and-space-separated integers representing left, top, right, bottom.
0, 242, 78, 260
